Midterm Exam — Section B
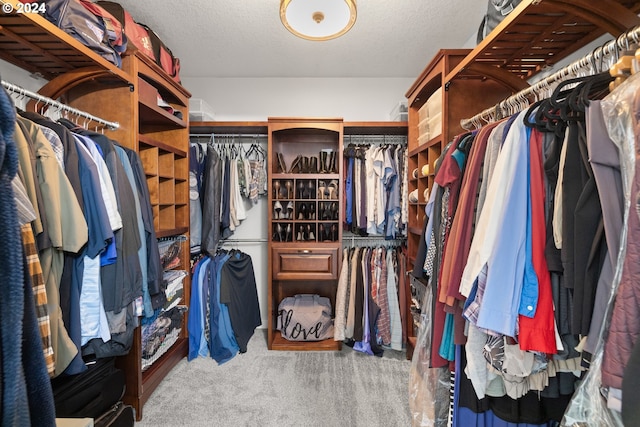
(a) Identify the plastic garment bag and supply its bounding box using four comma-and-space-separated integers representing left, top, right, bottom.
409, 279, 451, 426
561, 72, 639, 427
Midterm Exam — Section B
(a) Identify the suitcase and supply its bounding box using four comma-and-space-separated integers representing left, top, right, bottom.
97, 1, 156, 60
97, 0, 181, 83
43, 0, 127, 67
51, 357, 125, 419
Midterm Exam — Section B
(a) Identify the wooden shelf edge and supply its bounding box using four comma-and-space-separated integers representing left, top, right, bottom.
139, 134, 187, 157
409, 135, 442, 156
156, 227, 189, 238
139, 100, 188, 129
269, 334, 342, 351
190, 121, 269, 134
343, 121, 408, 135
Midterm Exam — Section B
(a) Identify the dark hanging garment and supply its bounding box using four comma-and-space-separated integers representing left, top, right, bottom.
124, 147, 165, 309
219, 251, 261, 353
59, 122, 142, 313
201, 146, 222, 255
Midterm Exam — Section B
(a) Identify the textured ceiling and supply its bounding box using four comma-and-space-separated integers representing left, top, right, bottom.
114, 0, 487, 79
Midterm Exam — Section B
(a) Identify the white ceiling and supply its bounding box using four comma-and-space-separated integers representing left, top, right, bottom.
114, 0, 487, 79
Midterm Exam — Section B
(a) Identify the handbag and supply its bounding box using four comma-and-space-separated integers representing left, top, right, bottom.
477, 0, 522, 43
277, 294, 334, 341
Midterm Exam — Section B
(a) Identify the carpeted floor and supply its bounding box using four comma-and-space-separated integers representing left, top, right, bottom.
136, 330, 412, 427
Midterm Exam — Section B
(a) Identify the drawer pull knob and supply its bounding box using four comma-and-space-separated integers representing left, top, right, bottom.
298, 250, 312, 254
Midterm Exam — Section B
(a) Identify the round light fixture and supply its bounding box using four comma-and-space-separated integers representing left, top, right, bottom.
280, 0, 357, 41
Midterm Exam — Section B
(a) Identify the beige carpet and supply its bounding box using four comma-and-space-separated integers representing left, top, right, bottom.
135, 330, 412, 427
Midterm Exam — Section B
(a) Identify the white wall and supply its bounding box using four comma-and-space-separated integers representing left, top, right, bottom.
181, 77, 414, 122
184, 76, 414, 327
0, 61, 48, 91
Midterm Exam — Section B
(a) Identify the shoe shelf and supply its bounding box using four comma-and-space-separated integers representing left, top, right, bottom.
267, 118, 344, 351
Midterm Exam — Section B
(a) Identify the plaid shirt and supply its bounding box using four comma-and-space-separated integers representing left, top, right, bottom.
21, 223, 55, 376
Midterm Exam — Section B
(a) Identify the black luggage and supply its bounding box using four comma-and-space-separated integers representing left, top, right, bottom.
94, 402, 135, 427
51, 357, 126, 419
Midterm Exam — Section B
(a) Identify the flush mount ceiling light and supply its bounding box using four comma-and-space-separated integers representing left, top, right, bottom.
280, 0, 357, 41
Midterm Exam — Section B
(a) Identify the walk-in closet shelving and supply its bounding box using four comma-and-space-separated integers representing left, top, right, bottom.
0, 5, 193, 418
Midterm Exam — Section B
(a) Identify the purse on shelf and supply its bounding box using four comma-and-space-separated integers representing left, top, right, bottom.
276, 294, 334, 341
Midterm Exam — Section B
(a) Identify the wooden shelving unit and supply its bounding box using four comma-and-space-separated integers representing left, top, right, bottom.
405, 49, 513, 359
0, 0, 131, 83
0, 4, 193, 419
266, 117, 344, 352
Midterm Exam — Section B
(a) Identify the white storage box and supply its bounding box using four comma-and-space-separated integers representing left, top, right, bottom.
418, 101, 430, 123
418, 116, 430, 140
428, 112, 442, 139
189, 98, 215, 122
426, 88, 443, 119
390, 100, 408, 121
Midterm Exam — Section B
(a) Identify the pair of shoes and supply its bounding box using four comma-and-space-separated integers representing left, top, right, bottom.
319, 151, 338, 174
296, 202, 316, 220
289, 155, 302, 173
274, 223, 294, 241
273, 223, 283, 241
290, 155, 311, 173
274, 201, 294, 219
296, 224, 317, 241
276, 152, 287, 173
317, 223, 339, 241
327, 180, 338, 199
308, 156, 318, 173
319, 201, 338, 220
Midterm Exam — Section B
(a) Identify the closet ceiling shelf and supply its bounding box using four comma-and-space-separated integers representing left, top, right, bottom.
461, 22, 640, 128
0, 0, 131, 82
444, 0, 640, 84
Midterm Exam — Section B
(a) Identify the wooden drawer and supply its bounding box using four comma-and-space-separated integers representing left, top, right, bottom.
272, 246, 339, 281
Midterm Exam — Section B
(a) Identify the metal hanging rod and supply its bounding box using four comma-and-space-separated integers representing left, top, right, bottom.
344, 134, 407, 146
460, 24, 640, 130
189, 133, 267, 139
219, 238, 268, 244
343, 233, 406, 248
2, 80, 119, 130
